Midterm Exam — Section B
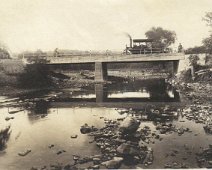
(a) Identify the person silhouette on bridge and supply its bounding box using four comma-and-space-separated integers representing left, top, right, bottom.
178, 43, 183, 53
54, 48, 59, 57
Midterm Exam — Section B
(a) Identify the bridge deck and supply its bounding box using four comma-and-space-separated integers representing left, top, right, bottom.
45, 53, 185, 64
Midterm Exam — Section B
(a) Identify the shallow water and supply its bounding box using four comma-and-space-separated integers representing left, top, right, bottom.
0, 107, 127, 170
0, 79, 211, 169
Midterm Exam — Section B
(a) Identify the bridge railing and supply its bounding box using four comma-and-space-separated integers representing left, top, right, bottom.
126, 47, 172, 55
22, 50, 183, 64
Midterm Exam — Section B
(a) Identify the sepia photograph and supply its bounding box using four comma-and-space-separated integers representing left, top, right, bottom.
0, 0, 212, 169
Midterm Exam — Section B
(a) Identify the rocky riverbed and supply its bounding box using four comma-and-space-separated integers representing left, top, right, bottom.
0, 74, 212, 169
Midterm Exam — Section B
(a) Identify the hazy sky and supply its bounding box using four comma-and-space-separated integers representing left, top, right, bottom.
0, 0, 212, 52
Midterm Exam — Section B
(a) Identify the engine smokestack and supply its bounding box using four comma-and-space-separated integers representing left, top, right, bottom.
130, 37, 132, 48
124, 33, 132, 48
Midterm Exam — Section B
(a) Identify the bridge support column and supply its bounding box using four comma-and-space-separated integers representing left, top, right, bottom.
95, 62, 107, 82
172, 60, 179, 75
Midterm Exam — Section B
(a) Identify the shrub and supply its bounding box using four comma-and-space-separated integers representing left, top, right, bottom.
18, 59, 53, 88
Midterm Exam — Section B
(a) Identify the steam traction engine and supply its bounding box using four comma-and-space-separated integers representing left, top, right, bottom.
125, 37, 168, 55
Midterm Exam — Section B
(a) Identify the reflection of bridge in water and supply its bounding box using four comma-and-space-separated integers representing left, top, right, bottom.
19, 79, 184, 112
94, 83, 180, 103
48, 80, 183, 109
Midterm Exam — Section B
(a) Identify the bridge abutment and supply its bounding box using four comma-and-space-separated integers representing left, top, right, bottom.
173, 60, 180, 74
95, 62, 107, 82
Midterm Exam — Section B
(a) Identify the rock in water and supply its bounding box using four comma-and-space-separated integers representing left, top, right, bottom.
18, 149, 31, 156
80, 124, 98, 134
119, 117, 140, 135
71, 135, 78, 139
101, 157, 123, 169
117, 143, 140, 156
80, 124, 92, 134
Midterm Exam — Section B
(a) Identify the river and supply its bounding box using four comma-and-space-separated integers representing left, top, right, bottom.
0, 78, 211, 169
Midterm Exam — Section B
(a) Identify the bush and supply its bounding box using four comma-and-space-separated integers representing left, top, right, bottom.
178, 69, 193, 83
188, 54, 199, 66
0, 48, 10, 59
18, 62, 53, 88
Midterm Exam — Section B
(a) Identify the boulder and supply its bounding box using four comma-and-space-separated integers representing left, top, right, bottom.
119, 117, 140, 135
71, 135, 78, 139
5, 117, 14, 121
101, 157, 123, 169
18, 149, 31, 156
117, 143, 139, 156
80, 124, 98, 134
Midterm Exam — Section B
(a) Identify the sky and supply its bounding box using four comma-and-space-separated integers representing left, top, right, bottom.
0, 0, 212, 53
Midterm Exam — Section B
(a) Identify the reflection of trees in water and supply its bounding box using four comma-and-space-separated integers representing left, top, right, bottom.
33, 100, 49, 115
0, 125, 11, 151
147, 79, 178, 101
26, 99, 50, 123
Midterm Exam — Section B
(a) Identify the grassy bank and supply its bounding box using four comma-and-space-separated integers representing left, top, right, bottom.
0, 59, 24, 87
0, 59, 55, 96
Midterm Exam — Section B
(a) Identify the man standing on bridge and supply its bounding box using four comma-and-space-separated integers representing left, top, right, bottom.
178, 43, 183, 53
54, 48, 59, 57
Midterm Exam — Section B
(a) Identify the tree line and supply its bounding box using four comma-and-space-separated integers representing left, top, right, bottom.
185, 12, 212, 54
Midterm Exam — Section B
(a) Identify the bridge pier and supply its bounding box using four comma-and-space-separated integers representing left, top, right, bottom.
95, 62, 107, 82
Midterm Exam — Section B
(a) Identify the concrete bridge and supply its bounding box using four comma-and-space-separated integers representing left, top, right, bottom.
25, 53, 185, 81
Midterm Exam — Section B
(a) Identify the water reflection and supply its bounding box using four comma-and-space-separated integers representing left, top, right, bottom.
65, 79, 180, 103
33, 99, 49, 115
10, 79, 180, 107
26, 99, 50, 123
15, 79, 182, 125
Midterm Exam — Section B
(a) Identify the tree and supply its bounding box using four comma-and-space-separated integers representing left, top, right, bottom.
145, 27, 176, 50
202, 12, 212, 54
18, 58, 52, 88
202, 34, 212, 54
185, 46, 206, 54
188, 54, 199, 67
203, 12, 212, 27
